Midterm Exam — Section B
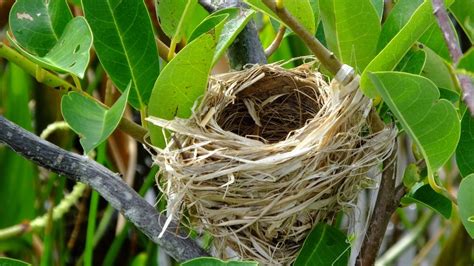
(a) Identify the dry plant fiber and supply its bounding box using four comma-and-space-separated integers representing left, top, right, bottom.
147, 62, 396, 265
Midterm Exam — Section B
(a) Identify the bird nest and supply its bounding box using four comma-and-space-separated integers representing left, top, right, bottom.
147, 62, 396, 265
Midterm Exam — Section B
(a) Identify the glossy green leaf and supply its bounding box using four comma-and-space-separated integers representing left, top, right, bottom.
8, 17, 93, 79
181, 257, 258, 266
148, 25, 221, 147
419, 23, 453, 62
401, 184, 452, 219
422, 47, 457, 91
439, 88, 460, 103
61, 84, 130, 154
319, 0, 381, 72
377, 0, 422, 51
458, 48, 474, 77
395, 47, 426, 74
245, 0, 316, 34
371, 0, 384, 20
156, 0, 198, 41
450, 0, 474, 42
458, 174, 474, 238
82, 0, 160, 109
361, 0, 454, 97
0, 257, 31, 266
189, 8, 255, 65
0, 64, 36, 230
456, 111, 474, 177
369, 72, 460, 191
9, 0, 72, 56
294, 223, 349, 266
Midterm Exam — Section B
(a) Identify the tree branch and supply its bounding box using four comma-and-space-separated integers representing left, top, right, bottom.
262, 0, 342, 75
432, 0, 474, 115
0, 115, 209, 262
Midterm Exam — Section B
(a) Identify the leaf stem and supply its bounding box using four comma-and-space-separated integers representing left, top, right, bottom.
264, 25, 286, 58
262, 0, 343, 75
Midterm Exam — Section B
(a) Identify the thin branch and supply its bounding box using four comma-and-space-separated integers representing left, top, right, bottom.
0, 42, 148, 143
432, 0, 474, 115
262, 0, 342, 75
264, 25, 286, 58
0, 116, 209, 262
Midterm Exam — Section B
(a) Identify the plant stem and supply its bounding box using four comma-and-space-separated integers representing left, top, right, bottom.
0, 115, 210, 262
375, 211, 434, 266
264, 25, 286, 57
262, 0, 342, 75
432, 0, 474, 115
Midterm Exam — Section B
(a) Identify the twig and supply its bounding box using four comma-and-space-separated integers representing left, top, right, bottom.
356, 147, 406, 266
375, 211, 434, 266
264, 25, 286, 57
432, 0, 474, 115
262, 0, 342, 75
0, 116, 209, 262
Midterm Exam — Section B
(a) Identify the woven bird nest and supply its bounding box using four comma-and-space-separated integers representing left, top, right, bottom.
148, 62, 396, 265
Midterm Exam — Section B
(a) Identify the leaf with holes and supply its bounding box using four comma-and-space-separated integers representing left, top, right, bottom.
189, 7, 255, 65
9, 0, 73, 56
369, 72, 460, 191
294, 223, 349, 266
8, 17, 92, 79
61, 84, 130, 154
361, 0, 454, 97
319, 0, 380, 72
245, 0, 316, 35
82, 0, 160, 109
147, 23, 223, 148
458, 174, 474, 238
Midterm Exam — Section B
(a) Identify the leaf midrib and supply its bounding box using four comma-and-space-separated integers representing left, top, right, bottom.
105, 0, 143, 108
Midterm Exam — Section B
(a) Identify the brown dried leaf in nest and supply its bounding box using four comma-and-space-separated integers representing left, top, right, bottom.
147, 62, 396, 265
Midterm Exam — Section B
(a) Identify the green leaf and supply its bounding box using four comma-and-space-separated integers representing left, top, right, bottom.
245, 0, 316, 35
9, 0, 73, 56
458, 174, 474, 238
371, 0, 384, 21
377, 0, 422, 51
8, 17, 93, 79
456, 111, 474, 177
82, 0, 160, 109
419, 23, 453, 62
395, 46, 426, 74
369, 72, 460, 191
402, 163, 421, 188
189, 8, 256, 65
458, 48, 474, 77
147, 25, 221, 147
156, 0, 198, 41
401, 184, 452, 219
361, 0, 454, 97
319, 0, 381, 72
0, 64, 36, 230
181, 257, 258, 266
422, 47, 457, 91
61, 84, 130, 154
0, 257, 31, 266
450, 0, 474, 43
439, 88, 460, 103
294, 223, 349, 266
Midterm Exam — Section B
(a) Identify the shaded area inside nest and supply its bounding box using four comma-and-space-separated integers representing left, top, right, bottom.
216, 72, 324, 143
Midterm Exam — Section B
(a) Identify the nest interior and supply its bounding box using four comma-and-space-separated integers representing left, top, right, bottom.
148, 63, 396, 265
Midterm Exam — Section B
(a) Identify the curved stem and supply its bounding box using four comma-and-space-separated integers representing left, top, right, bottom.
262, 0, 342, 75
264, 25, 286, 58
